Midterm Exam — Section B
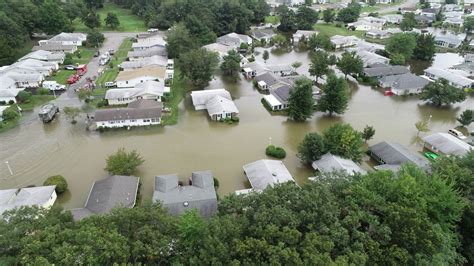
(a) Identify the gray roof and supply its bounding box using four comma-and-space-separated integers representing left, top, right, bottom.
190, 89, 232, 109
153, 171, 217, 218
415, 15, 435, 23
128, 46, 167, 58
32, 44, 77, 52
311, 153, 366, 176
364, 65, 410, 77
243, 159, 295, 191
19, 50, 65, 62
205, 95, 239, 116
369, 141, 430, 169
452, 62, 474, 74
120, 55, 169, 69
71, 175, 139, 221
94, 99, 163, 122
271, 84, 291, 104
105, 81, 165, 100
251, 29, 276, 39
379, 73, 430, 91
424, 67, 473, 87
423, 133, 472, 156
0, 186, 56, 214
48, 32, 86, 42
255, 72, 280, 87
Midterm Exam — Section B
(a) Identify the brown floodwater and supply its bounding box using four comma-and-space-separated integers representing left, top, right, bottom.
0, 50, 472, 209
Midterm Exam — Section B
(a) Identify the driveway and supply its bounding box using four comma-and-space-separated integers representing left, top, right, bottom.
378, 0, 418, 14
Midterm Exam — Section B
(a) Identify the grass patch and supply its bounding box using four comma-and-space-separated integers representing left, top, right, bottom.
18, 95, 55, 111
0, 116, 20, 133
95, 38, 133, 88
161, 69, 188, 126
313, 24, 365, 38
47, 47, 97, 85
51, 70, 75, 84
265, 15, 280, 25
72, 3, 146, 32
361, 6, 380, 13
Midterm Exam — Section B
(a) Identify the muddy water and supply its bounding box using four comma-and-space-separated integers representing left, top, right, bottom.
0, 50, 472, 209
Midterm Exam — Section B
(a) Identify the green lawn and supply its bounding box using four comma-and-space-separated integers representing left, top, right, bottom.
51, 69, 75, 84
361, 6, 380, 13
72, 3, 147, 32
313, 24, 365, 38
95, 38, 133, 90
265, 16, 280, 25
161, 69, 188, 126
47, 47, 97, 85
19, 95, 56, 111
0, 116, 20, 133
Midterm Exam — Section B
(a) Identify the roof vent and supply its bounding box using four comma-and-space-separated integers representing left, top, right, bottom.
183, 201, 189, 207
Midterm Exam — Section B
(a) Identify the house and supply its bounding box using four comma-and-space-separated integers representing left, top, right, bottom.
0, 75, 18, 91
381, 14, 403, 24
451, 62, 474, 76
424, 67, 473, 88
243, 159, 295, 191
93, 99, 163, 129
153, 171, 218, 218
39, 32, 86, 47
444, 4, 462, 12
242, 61, 267, 78
127, 46, 167, 61
423, 132, 472, 156
217, 32, 252, 48
443, 17, 464, 27
293, 30, 317, 44
330, 35, 359, 49
204, 95, 239, 121
365, 28, 401, 39
348, 20, 383, 31
19, 50, 65, 64
415, 15, 435, 25
191, 89, 232, 110
363, 65, 410, 78
400, 7, 417, 14
464, 54, 474, 63
115, 66, 168, 88
251, 29, 277, 44
70, 175, 139, 221
0, 88, 20, 104
351, 49, 390, 67
0, 186, 57, 215
32, 43, 78, 54
311, 153, 366, 176
3, 73, 44, 88
420, 8, 439, 18
379, 73, 431, 95
120, 55, 172, 70
369, 141, 430, 171
434, 33, 464, 48
263, 83, 292, 111
255, 71, 281, 91
203, 43, 236, 59
266, 64, 294, 76
132, 37, 166, 51
105, 81, 168, 105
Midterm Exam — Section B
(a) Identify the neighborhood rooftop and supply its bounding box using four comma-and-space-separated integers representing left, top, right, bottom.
0, 186, 56, 215
369, 141, 430, 169
243, 159, 295, 191
312, 153, 366, 176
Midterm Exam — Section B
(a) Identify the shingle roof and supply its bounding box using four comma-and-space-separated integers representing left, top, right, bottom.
128, 46, 167, 58
105, 81, 165, 100
271, 84, 291, 104
311, 153, 366, 176
190, 89, 232, 109
94, 99, 163, 122
379, 73, 430, 91
0, 186, 56, 214
132, 37, 166, 49
423, 133, 472, 156
424, 67, 473, 87
369, 141, 430, 169
70, 175, 139, 221
115, 66, 166, 81
48, 32, 86, 42
255, 72, 280, 87
205, 95, 239, 116
363, 65, 410, 77
153, 171, 217, 218
32, 44, 77, 52
251, 29, 276, 39
120, 55, 169, 69
243, 159, 294, 191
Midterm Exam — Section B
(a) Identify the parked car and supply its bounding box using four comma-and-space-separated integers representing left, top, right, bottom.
64, 65, 76, 70
448, 129, 467, 140
104, 81, 116, 88
424, 152, 439, 161
108, 49, 115, 55
42, 81, 66, 91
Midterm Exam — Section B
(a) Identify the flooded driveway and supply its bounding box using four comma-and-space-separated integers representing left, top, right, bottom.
0, 50, 472, 209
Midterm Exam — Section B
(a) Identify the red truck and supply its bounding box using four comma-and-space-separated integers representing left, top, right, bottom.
76, 64, 87, 76
67, 74, 80, 84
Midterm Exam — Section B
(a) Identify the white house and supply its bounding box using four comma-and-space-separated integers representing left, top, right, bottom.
105, 80, 168, 105
32, 43, 78, 54
120, 55, 172, 70
424, 67, 473, 88
115, 66, 167, 88
0, 186, 57, 215
19, 50, 65, 64
379, 73, 431, 95
127, 46, 167, 61
5, 73, 44, 88
243, 159, 295, 191
217, 32, 252, 48
251, 29, 277, 44
0, 89, 20, 104
93, 100, 163, 129
351, 49, 390, 67
203, 43, 235, 60
381, 14, 403, 24
132, 37, 166, 51
423, 132, 472, 156
39, 32, 86, 47
293, 30, 317, 44
204, 95, 239, 121
330, 35, 359, 49
190, 89, 232, 110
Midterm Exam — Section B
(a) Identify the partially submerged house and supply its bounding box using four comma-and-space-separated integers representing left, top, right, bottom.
217, 32, 252, 48
263, 83, 292, 111
251, 29, 277, 43
363, 64, 410, 78
243, 159, 295, 191
434, 33, 464, 48
105, 80, 168, 105
190, 89, 238, 120
190, 89, 232, 110
369, 141, 430, 171
424, 67, 473, 89
153, 171, 218, 218
70, 175, 139, 221
423, 132, 472, 156
0, 186, 57, 215
351, 49, 390, 67
379, 73, 430, 95
311, 153, 366, 176
293, 30, 317, 44
330, 35, 359, 49
93, 99, 163, 129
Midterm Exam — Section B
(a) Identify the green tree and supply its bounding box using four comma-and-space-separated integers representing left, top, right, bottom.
262, 50, 269, 62
277, 5, 297, 32
336, 51, 363, 78
77, 89, 92, 102
82, 11, 101, 29
220, 50, 241, 81
400, 13, 417, 31
178, 48, 219, 88
296, 6, 318, 30
390, 53, 406, 65
265, 145, 286, 159
361, 125, 376, 142
317, 74, 349, 116
297, 132, 326, 163
105, 12, 120, 29
272, 34, 288, 47
86, 29, 104, 47
292, 61, 302, 71
83, 0, 104, 10
336, 3, 361, 23
308, 33, 332, 50
1, 106, 20, 121
105, 147, 144, 176
309, 50, 329, 82
420, 79, 467, 106
63, 1, 84, 23
322, 8, 335, 23
464, 16, 474, 33
63, 107, 81, 124
43, 175, 68, 194
17, 91, 32, 103
415, 120, 430, 136
413, 34, 435, 61
457, 109, 473, 126
323, 123, 364, 162
166, 23, 195, 59
386, 33, 417, 60
0, 39, 16, 66
287, 77, 315, 121
38, 0, 70, 35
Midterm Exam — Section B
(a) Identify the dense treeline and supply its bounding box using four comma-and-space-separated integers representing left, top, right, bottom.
112, 0, 270, 37
1, 151, 473, 264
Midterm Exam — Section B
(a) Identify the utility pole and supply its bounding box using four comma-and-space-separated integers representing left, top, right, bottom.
5, 161, 13, 176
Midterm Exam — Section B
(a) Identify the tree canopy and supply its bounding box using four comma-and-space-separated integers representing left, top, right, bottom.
309, 50, 330, 82
220, 50, 241, 81
336, 51, 363, 78
336, 3, 361, 23
413, 34, 436, 61
386, 33, 417, 62
178, 48, 219, 88
105, 12, 120, 29
317, 74, 349, 116
323, 123, 364, 162
295, 6, 318, 30
105, 147, 144, 176
287, 77, 315, 121
420, 79, 467, 106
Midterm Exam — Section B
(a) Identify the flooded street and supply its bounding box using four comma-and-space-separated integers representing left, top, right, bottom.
0, 50, 472, 209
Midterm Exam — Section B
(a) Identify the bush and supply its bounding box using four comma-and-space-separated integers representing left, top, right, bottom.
96, 99, 109, 108
63, 54, 73, 65
43, 175, 68, 194
17, 91, 32, 103
266, 145, 287, 159
231, 117, 239, 122
37, 88, 50, 95
2, 106, 20, 121
213, 177, 220, 189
